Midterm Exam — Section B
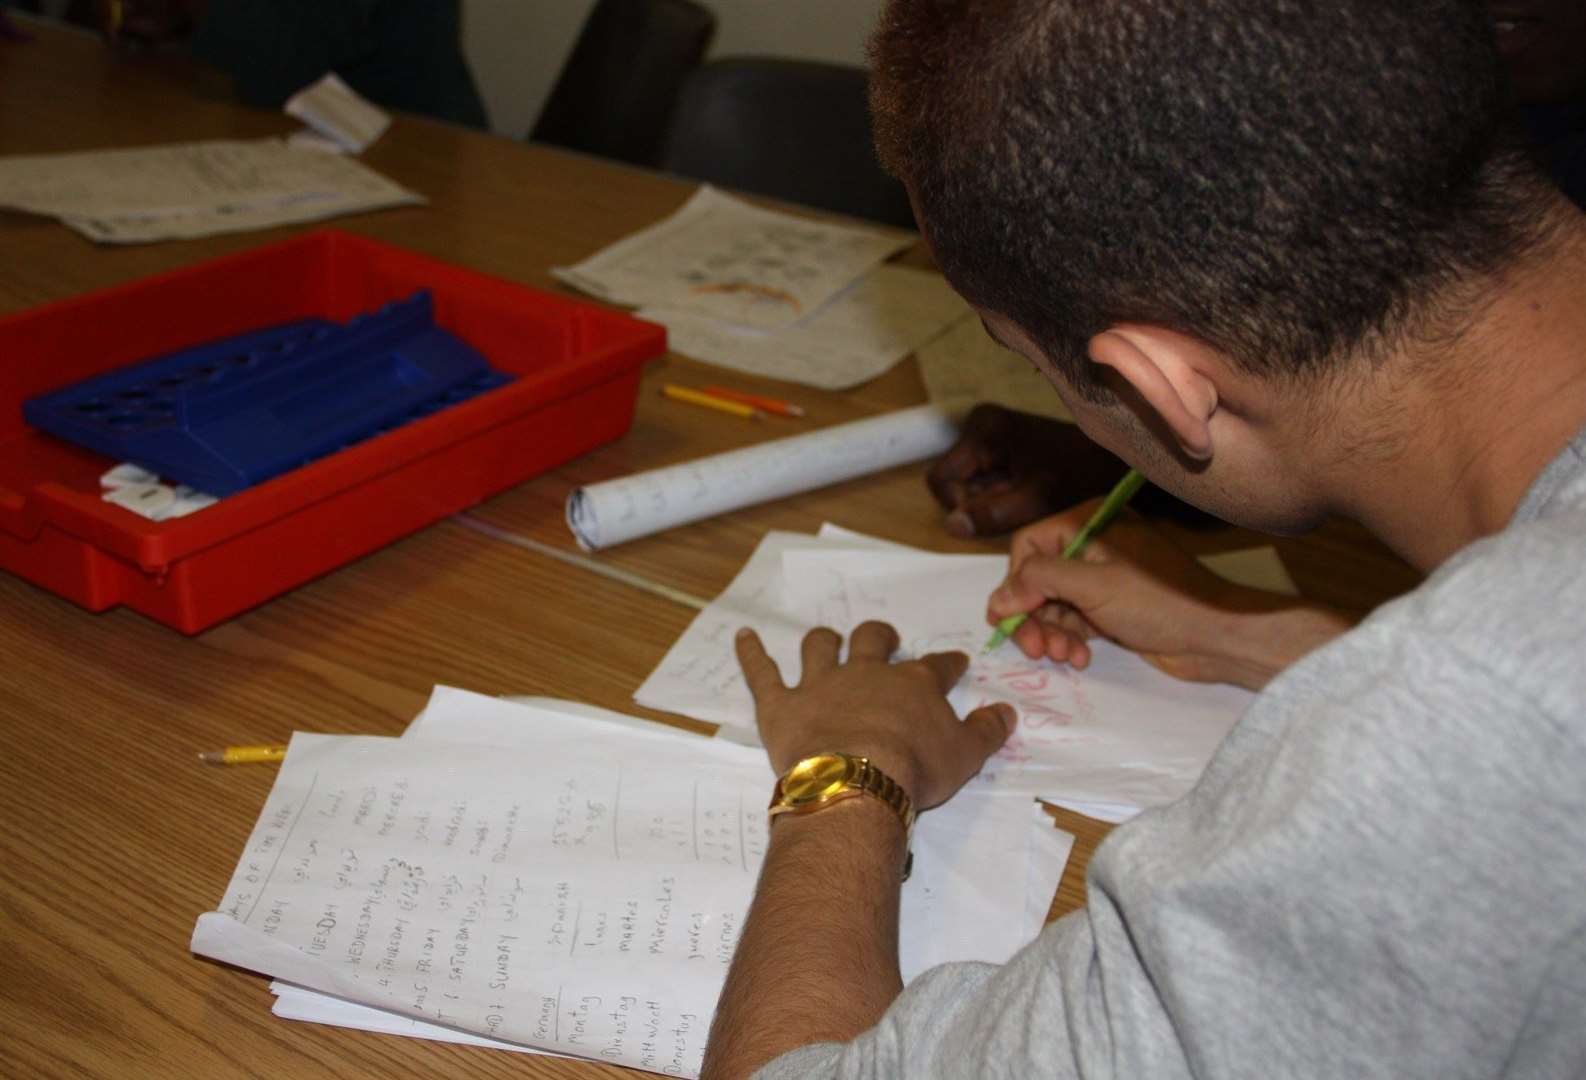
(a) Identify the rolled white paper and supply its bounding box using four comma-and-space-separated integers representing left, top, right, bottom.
566, 402, 965, 550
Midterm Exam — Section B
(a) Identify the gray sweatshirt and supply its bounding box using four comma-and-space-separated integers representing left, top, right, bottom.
758, 427, 1586, 1080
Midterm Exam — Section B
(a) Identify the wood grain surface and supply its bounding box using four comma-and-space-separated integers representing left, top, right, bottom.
0, 18, 1421, 1079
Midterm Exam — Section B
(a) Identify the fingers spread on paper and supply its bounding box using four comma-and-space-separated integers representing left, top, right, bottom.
733, 622, 1015, 808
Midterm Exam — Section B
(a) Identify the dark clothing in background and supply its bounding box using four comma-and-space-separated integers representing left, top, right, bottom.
1520, 98, 1586, 211
192, 0, 488, 130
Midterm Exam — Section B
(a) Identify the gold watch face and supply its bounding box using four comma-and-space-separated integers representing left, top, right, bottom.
781, 753, 860, 805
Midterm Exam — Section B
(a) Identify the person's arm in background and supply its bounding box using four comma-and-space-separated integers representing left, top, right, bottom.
928, 403, 1217, 538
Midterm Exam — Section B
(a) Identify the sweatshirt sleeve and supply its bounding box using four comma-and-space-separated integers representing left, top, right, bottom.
750, 912, 1134, 1080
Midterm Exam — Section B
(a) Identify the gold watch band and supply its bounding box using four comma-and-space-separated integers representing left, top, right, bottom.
767, 752, 915, 878
852, 757, 916, 834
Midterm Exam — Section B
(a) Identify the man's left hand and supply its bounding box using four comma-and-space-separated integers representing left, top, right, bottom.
734, 620, 1015, 809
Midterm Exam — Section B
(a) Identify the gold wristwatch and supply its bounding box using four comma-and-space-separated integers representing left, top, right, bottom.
768, 752, 915, 879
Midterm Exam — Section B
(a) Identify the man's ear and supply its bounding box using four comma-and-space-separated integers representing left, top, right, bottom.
1088, 326, 1221, 460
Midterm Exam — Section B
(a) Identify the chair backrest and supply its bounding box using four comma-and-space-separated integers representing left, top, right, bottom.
531, 0, 716, 167
659, 57, 915, 229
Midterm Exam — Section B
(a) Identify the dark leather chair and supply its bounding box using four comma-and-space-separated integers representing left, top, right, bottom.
659, 57, 916, 229
531, 0, 716, 167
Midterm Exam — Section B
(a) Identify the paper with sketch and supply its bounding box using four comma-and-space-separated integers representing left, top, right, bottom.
635, 530, 1255, 811
565, 402, 964, 550
787, 549, 1255, 808
639, 265, 970, 390
553, 187, 913, 331
193, 688, 1070, 1076
917, 314, 1075, 423
0, 138, 422, 243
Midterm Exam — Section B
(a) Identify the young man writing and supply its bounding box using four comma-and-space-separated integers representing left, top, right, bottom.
924, 0, 1586, 540
701, 1, 1586, 1077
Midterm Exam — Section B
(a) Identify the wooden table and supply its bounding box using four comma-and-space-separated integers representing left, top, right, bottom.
0, 18, 1422, 1079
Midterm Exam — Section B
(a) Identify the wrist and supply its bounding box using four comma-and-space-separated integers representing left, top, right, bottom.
770, 794, 911, 878
768, 751, 916, 879
773, 741, 923, 808
1213, 588, 1354, 689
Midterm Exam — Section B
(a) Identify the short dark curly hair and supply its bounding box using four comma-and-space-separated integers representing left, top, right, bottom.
870, 0, 1555, 397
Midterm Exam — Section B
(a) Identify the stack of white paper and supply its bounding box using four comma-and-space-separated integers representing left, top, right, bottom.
0, 138, 423, 243
555, 187, 969, 389
192, 688, 1072, 1077
636, 526, 1268, 821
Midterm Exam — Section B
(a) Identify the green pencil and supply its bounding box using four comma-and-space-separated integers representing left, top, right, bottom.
982, 468, 1147, 652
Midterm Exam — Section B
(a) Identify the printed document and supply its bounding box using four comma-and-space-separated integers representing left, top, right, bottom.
0, 138, 422, 243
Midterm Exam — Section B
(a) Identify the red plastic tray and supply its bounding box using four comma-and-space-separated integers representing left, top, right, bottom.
0, 230, 664, 633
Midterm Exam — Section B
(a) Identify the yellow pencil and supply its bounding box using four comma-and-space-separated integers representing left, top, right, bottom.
198, 744, 288, 765
662, 384, 761, 420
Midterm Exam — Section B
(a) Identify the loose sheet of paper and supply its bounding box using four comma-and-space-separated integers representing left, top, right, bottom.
285, 73, 391, 153
0, 138, 422, 243
553, 187, 913, 331
566, 402, 964, 550
638, 265, 970, 390
635, 530, 1258, 813
194, 688, 1071, 1076
916, 314, 1075, 422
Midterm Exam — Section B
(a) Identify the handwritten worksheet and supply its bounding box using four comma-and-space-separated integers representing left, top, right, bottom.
635, 529, 1258, 817
267, 804, 1070, 1057
638, 265, 970, 390
553, 186, 913, 331
193, 688, 1071, 1076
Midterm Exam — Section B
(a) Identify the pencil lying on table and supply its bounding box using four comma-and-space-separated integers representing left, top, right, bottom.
199, 744, 288, 765
662, 384, 761, 420
983, 468, 1146, 652
700, 386, 805, 417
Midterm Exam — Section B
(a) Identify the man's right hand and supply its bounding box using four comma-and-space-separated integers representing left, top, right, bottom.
988, 501, 1354, 690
